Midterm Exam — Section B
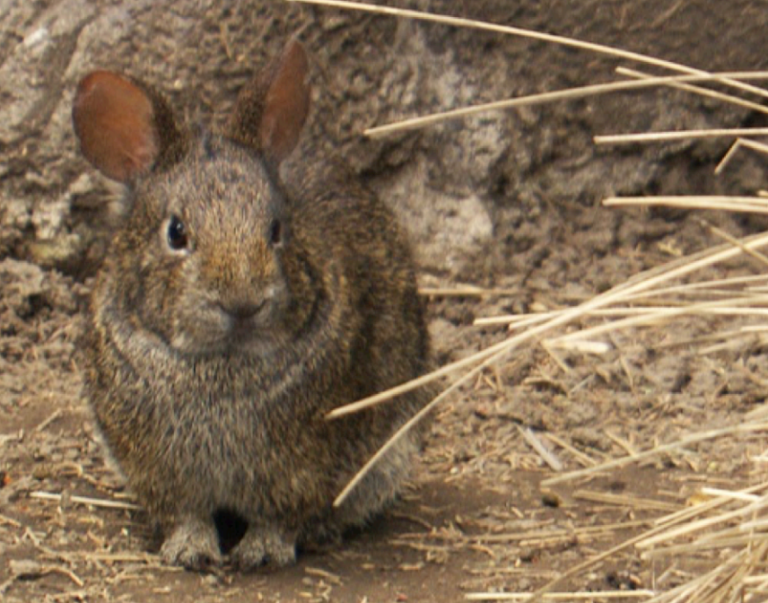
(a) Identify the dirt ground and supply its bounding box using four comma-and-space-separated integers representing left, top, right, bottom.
3, 1, 768, 602
7, 234, 768, 603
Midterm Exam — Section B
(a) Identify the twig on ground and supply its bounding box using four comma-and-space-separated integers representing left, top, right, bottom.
30, 491, 140, 511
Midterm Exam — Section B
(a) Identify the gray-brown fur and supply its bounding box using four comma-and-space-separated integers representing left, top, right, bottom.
75, 40, 431, 570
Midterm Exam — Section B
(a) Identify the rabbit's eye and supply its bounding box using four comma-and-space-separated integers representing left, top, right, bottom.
269, 218, 282, 246
166, 215, 188, 251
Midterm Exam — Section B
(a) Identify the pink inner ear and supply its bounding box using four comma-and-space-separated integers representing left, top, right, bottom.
73, 71, 159, 182
259, 40, 311, 163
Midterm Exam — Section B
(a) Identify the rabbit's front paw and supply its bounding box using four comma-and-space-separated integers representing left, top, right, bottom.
230, 525, 296, 570
160, 518, 222, 570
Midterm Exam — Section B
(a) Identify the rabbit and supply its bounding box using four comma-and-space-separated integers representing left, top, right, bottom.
73, 39, 432, 571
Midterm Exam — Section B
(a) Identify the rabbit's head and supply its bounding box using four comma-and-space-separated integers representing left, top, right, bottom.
73, 41, 312, 356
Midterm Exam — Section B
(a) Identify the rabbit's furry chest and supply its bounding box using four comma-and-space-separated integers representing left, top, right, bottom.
85, 292, 360, 516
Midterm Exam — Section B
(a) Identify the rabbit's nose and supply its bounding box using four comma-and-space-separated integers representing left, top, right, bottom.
220, 300, 264, 321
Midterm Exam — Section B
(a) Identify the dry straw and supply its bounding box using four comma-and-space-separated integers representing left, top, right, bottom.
289, 2, 768, 602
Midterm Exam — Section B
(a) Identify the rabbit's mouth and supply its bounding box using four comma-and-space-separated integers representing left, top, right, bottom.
165, 280, 293, 355
169, 307, 288, 356
224, 316, 288, 354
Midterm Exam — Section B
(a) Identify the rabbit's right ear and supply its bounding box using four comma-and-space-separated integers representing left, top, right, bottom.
227, 39, 311, 164
73, 71, 183, 182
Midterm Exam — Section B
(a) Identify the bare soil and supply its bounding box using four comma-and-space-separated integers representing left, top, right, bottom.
3, 1, 768, 602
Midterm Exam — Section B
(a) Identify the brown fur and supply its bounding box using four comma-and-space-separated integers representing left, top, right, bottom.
75, 40, 432, 570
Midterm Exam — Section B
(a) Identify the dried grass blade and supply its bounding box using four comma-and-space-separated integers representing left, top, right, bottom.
519, 427, 563, 471
366, 74, 768, 137
604, 196, 768, 214
288, 0, 768, 100
465, 591, 656, 601
30, 491, 140, 511
715, 138, 768, 174
541, 423, 768, 487
596, 128, 768, 145
616, 67, 768, 115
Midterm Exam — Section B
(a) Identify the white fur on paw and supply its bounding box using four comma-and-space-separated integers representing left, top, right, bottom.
230, 527, 296, 570
160, 521, 221, 570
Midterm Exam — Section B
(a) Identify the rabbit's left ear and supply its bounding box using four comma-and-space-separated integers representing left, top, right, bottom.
227, 39, 311, 164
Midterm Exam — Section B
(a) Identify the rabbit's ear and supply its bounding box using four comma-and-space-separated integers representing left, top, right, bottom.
73, 71, 183, 182
228, 39, 311, 164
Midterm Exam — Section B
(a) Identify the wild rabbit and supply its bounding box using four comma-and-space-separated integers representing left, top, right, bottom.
73, 39, 432, 570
